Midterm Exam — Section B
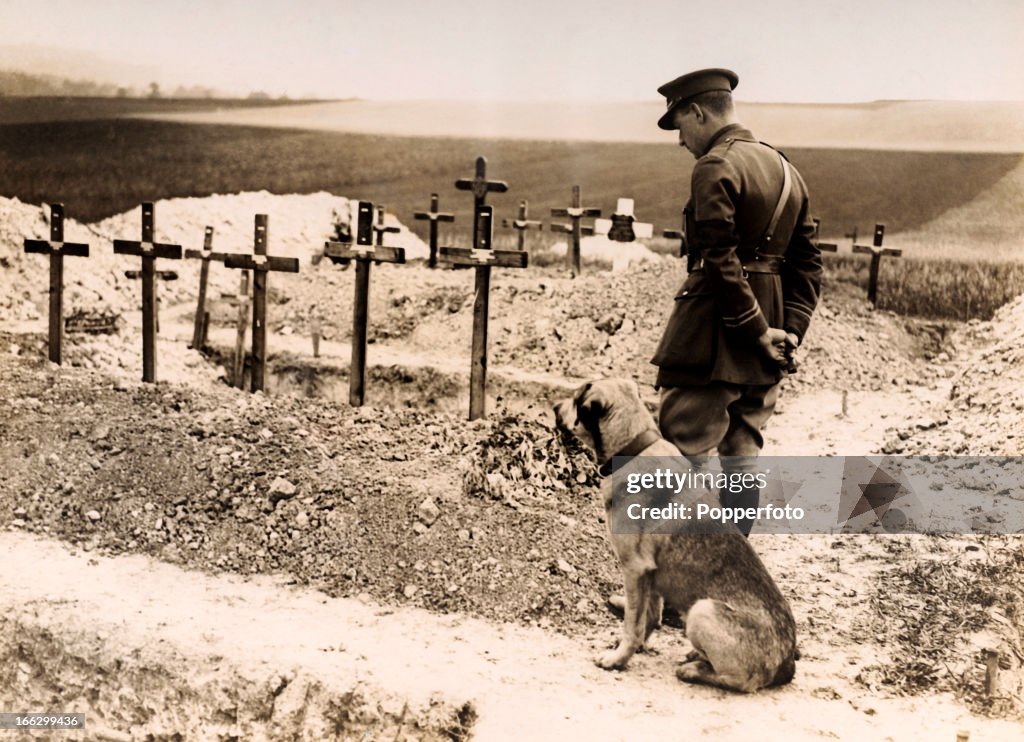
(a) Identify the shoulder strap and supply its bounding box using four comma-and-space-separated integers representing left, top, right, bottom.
763, 152, 792, 245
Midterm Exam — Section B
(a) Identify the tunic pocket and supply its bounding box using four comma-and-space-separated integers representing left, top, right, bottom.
650, 286, 718, 372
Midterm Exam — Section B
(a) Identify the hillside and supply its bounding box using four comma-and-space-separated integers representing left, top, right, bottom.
136, 99, 1024, 153
898, 156, 1024, 256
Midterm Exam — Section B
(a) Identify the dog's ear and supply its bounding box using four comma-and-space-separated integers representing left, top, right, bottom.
576, 388, 604, 434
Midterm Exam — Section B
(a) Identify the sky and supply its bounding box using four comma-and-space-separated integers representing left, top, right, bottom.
1, 0, 1022, 102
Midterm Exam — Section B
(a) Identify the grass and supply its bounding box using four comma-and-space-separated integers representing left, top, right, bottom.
824, 254, 1024, 321
859, 537, 1023, 719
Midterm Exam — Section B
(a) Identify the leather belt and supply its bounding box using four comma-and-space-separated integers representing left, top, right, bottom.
689, 254, 784, 274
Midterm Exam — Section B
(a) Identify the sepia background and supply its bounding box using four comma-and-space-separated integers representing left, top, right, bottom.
0, 1, 1022, 739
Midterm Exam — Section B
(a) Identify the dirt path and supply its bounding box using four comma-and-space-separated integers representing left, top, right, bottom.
3, 531, 1018, 741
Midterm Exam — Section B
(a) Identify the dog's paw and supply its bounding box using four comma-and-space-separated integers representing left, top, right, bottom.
676, 658, 713, 683
595, 649, 629, 671
683, 648, 706, 663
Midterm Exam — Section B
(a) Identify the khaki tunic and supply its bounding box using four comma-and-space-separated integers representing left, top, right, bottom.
652, 124, 822, 387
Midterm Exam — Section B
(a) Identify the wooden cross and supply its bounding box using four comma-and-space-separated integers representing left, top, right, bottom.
813, 218, 839, 253
414, 193, 455, 268
456, 156, 508, 209
550, 185, 601, 277
852, 223, 901, 306
324, 201, 406, 406
440, 204, 528, 420
223, 215, 300, 393
23, 203, 90, 365
662, 208, 689, 258
413, 192, 454, 268
501, 200, 543, 251
112, 202, 183, 383
123, 269, 178, 334
184, 226, 231, 349
372, 205, 401, 247
593, 198, 654, 242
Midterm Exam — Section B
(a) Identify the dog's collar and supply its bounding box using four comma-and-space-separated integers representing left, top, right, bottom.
597, 428, 662, 477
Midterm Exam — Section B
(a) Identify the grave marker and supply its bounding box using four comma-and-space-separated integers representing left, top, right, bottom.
456, 156, 508, 208
184, 226, 231, 349
112, 202, 183, 383
23, 203, 91, 364
550, 185, 601, 276
852, 223, 902, 305
414, 193, 455, 268
223, 215, 300, 392
372, 204, 401, 247
448, 156, 513, 419
593, 198, 653, 242
439, 204, 528, 420
813, 218, 839, 253
501, 200, 542, 251
323, 201, 406, 406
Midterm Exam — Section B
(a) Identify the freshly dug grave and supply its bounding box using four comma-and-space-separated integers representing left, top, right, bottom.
0, 348, 618, 635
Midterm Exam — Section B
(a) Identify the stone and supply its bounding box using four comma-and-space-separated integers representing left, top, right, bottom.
269, 477, 297, 503
556, 558, 576, 576
417, 497, 440, 526
595, 311, 624, 335
85, 510, 101, 522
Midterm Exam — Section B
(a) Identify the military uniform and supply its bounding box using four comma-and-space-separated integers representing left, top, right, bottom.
651, 123, 822, 391
650, 69, 822, 534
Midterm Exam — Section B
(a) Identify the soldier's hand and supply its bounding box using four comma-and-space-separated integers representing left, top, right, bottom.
756, 328, 790, 368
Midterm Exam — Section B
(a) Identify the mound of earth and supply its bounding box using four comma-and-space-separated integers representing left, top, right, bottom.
0, 192, 428, 328
0, 349, 617, 633
547, 234, 660, 272
894, 292, 1024, 455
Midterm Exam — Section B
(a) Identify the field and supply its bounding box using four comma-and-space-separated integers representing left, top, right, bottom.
138, 98, 1024, 153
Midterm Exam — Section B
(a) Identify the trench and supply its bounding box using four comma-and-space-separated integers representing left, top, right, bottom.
203, 344, 576, 419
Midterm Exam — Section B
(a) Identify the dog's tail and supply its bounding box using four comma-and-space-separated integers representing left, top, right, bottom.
770, 652, 797, 687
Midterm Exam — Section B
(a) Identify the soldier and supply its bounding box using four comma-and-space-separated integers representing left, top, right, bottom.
651, 68, 822, 536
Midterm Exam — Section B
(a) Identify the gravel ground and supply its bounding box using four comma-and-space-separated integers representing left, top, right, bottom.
0, 348, 621, 635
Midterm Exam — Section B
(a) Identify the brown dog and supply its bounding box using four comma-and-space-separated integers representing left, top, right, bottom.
553, 378, 797, 693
